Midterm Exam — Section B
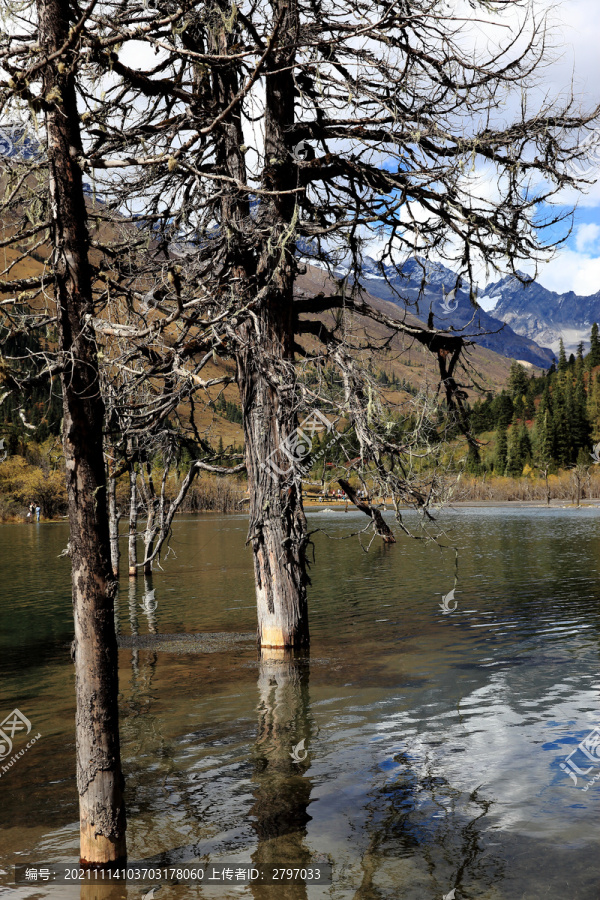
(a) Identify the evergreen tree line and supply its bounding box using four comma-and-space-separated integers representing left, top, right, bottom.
467, 326, 600, 475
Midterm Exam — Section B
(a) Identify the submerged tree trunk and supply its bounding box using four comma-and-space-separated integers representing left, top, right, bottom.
38, 0, 126, 866
128, 466, 138, 577
237, 318, 310, 650
107, 473, 120, 578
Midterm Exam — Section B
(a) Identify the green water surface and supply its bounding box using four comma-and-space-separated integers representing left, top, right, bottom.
2, 507, 600, 899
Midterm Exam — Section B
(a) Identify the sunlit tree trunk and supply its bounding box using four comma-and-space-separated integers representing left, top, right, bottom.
128, 466, 138, 577
139, 462, 158, 575
38, 0, 126, 866
107, 473, 120, 578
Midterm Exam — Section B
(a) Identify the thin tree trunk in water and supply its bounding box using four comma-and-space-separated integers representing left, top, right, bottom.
108, 474, 119, 578
127, 580, 140, 677
128, 467, 137, 577
38, 0, 126, 866
142, 464, 158, 576
238, 328, 310, 649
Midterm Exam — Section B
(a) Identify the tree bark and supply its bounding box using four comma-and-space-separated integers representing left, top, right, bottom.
128, 466, 138, 577
238, 340, 310, 649
38, 0, 126, 866
107, 473, 120, 578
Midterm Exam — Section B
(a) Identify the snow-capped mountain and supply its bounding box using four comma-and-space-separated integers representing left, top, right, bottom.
352, 257, 556, 369
478, 273, 600, 356
0, 126, 42, 161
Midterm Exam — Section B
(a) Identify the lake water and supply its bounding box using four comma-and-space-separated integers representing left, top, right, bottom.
2, 507, 600, 899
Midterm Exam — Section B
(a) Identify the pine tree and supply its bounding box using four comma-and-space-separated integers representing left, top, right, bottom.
493, 390, 514, 427
558, 338, 567, 373
513, 394, 525, 420
506, 415, 524, 476
588, 370, 600, 440
591, 324, 600, 367
465, 443, 482, 475
536, 409, 555, 469
572, 369, 590, 455
553, 380, 571, 466
524, 376, 539, 420
518, 422, 533, 464
508, 361, 529, 400
495, 423, 508, 474
535, 383, 555, 467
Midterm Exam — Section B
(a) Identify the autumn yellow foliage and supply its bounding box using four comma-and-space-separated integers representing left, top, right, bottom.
0, 447, 67, 520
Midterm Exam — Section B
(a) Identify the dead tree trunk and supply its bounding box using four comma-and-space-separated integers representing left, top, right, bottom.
107, 473, 120, 578
178, 0, 310, 650
192, 0, 309, 650
238, 323, 310, 649
141, 463, 158, 576
38, 0, 126, 866
338, 479, 397, 543
236, 0, 309, 650
128, 466, 138, 577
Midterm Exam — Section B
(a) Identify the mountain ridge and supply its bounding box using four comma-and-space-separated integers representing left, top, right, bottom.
338, 255, 557, 369
478, 273, 600, 356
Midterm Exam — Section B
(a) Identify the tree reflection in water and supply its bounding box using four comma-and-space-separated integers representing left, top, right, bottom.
251, 649, 313, 900
348, 747, 503, 899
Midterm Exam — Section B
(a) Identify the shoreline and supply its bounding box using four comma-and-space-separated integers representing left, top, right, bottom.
4, 497, 600, 524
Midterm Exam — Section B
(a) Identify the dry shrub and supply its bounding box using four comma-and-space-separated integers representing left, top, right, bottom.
449, 468, 600, 504
183, 474, 247, 512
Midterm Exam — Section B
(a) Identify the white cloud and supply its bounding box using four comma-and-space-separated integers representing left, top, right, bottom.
575, 223, 600, 253
537, 248, 600, 295
547, 0, 600, 98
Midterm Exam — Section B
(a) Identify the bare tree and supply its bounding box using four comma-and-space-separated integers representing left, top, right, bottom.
0, 0, 128, 867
